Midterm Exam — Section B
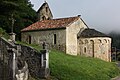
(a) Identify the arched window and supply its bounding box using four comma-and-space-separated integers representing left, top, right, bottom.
42, 16, 46, 20
90, 40, 94, 57
98, 39, 103, 54
104, 39, 107, 43
98, 39, 102, 43
79, 40, 83, 45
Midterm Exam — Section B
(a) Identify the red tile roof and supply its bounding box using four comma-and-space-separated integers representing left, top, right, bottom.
21, 16, 79, 32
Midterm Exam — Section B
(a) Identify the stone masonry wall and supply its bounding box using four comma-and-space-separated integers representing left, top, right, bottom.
66, 18, 87, 55
19, 45, 50, 79
37, 3, 53, 21
20, 45, 42, 79
78, 37, 111, 62
21, 29, 66, 52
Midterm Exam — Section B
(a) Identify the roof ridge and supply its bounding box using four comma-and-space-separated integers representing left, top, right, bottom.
52, 15, 79, 20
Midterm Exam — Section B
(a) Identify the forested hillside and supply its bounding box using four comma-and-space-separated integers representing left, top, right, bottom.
108, 32, 120, 49
0, 0, 37, 39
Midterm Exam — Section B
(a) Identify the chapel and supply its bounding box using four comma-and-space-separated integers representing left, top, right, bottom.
21, 1, 111, 61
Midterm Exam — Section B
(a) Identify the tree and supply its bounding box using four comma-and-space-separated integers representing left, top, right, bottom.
0, 0, 37, 40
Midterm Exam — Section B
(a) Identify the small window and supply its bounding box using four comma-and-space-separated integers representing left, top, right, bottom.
53, 34, 56, 44
42, 16, 46, 20
47, 17, 50, 20
46, 7, 48, 12
84, 47, 87, 53
29, 35, 31, 44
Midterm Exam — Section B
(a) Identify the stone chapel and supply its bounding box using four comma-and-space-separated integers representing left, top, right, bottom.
21, 1, 111, 62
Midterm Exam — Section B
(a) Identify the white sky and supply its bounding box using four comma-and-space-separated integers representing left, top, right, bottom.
30, 0, 120, 33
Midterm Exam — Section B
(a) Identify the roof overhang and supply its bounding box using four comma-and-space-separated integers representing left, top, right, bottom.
21, 27, 66, 32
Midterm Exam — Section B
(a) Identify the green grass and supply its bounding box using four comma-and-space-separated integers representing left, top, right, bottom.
16, 42, 120, 80
16, 41, 42, 52
50, 50, 120, 80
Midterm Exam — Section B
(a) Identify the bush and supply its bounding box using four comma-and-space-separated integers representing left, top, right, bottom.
0, 27, 9, 39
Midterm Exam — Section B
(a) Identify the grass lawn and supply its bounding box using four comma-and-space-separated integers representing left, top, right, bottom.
50, 50, 120, 80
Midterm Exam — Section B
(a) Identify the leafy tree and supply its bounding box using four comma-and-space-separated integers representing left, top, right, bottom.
0, 27, 9, 39
0, 0, 37, 40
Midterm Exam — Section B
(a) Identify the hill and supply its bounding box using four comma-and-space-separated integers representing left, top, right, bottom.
16, 42, 120, 80
49, 50, 120, 80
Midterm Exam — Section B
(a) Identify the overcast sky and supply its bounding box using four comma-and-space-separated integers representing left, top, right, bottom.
30, 0, 120, 33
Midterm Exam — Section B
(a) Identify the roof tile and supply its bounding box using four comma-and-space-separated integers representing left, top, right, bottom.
77, 29, 110, 38
21, 16, 79, 32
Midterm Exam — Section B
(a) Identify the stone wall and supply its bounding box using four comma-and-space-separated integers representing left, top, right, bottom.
0, 37, 50, 80
19, 45, 41, 78
19, 45, 50, 79
21, 29, 66, 52
37, 2, 53, 21
0, 37, 16, 80
78, 37, 111, 62
66, 18, 87, 55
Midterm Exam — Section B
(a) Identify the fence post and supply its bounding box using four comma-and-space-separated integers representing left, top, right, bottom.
45, 50, 49, 69
40, 42, 50, 78
13, 49, 16, 80
7, 48, 16, 80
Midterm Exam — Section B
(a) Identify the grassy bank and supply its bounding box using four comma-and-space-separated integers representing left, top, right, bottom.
49, 50, 120, 80
16, 42, 120, 80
